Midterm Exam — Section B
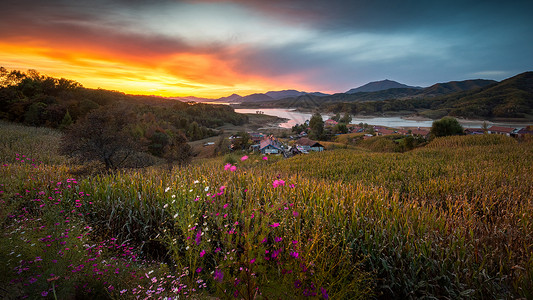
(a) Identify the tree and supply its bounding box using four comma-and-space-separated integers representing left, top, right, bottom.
231, 131, 252, 151
430, 117, 464, 138
340, 113, 352, 124
333, 123, 348, 134
59, 110, 72, 130
309, 112, 324, 140
331, 113, 341, 122
60, 105, 141, 170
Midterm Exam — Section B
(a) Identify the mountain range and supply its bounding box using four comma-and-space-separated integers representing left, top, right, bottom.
171, 78, 498, 105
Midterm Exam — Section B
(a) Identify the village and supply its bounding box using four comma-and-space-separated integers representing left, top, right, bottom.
222, 117, 533, 157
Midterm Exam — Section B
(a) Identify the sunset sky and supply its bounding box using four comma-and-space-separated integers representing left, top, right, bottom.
1, 0, 532, 98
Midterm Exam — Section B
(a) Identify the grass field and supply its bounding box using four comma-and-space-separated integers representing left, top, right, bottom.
0, 121, 531, 299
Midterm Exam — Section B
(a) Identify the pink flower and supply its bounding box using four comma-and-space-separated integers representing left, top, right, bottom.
262, 156, 268, 160
270, 223, 280, 227
219, 186, 226, 191
200, 249, 205, 257
230, 165, 237, 172
196, 267, 202, 273
272, 180, 285, 188
293, 211, 299, 217
250, 258, 256, 264
290, 252, 299, 258
274, 237, 282, 242
224, 163, 231, 170
214, 269, 224, 282
41, 291, 48, 296
241, 155, 248, 161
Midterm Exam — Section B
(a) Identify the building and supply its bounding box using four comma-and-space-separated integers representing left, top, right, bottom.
259, 138, 283, 154
376, 128, 396, 136
410, 128, 430, 138
324, 119, 338, 127
464, 128, 484, 135
295, 138, 325, 152
516, 126, 533, 138
487, 126, 515, 136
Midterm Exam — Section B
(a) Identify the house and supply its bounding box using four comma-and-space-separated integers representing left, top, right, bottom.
259, 138, 283, 154
410, 128, 430, 138
249, 132, 265, 143
351, 126, 363, 133
295, 138, 325, 152
396, 129, 409, 135
488, 126, 515, 136
464, 128, 484, 135
516, 126, 533, 138
324, 119, 338, 127
376, 128, 396, 136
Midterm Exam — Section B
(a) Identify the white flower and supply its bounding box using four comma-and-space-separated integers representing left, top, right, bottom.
173, 213, 179, 218
204, 186, 209, 192
165, 187, 171, 192
193, 180, 199, 184
163, 204, 168, 209
186, 246, 190, 250
171, 195, 176, 198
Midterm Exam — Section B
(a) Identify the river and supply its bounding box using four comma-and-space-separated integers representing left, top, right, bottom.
235, 108, 529, 129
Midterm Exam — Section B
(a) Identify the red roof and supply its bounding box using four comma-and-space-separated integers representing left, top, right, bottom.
325, 119, 338, 125
411, 129, 430, 136
488, 126, 515, 133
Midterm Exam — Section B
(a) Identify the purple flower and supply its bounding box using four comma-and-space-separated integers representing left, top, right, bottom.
200, 249, 206, 257
195, 230, 202, 245
274, 237, 282, 242
321, 287, 329, 299
250, 258, 256, 264
196, 267, 202, 273
41, 291, 48, 296
270, 223, 280, 228
262, 156, 268, 161
290, 251, 299, 258
214, 269, 224, 282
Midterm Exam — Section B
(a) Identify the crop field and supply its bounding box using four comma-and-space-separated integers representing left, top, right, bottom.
0, 122, 531, 299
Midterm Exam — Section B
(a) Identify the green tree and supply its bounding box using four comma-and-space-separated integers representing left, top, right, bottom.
333, 123, 348, 134
59, 110, 73, 130
309, 112, 324, 140
331, 113, 341, 122
340, 113, 352, 124
430, 117, 464, 138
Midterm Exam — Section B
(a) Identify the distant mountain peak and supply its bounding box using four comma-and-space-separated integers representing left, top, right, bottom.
346, 80, 420, 94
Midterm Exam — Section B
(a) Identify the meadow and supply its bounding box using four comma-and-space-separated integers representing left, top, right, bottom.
0, 121, 532, 299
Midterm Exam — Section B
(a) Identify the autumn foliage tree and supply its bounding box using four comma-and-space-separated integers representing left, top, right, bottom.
60, 105, 142, 170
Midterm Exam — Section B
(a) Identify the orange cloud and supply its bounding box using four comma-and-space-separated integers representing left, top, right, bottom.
0, 34, 315, 98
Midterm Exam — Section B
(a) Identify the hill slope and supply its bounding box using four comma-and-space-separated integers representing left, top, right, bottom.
346, 79, 420, 93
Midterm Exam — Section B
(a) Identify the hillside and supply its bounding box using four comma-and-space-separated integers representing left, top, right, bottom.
346, 79, 420, 93
1, 125, 532, 299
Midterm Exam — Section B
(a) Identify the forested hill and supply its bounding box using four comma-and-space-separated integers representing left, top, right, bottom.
0, 67, 247, 141
320, 72, 533, 121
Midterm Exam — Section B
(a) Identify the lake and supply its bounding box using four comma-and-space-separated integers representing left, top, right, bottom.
235, 108, 528, 129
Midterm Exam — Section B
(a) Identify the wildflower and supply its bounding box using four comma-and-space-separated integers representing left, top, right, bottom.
200, 250, 205, 257
165, 187, 171, 192
293, 211, 299, 217
275, 237, 282, 242
163, 204, 168, 209
205, 186, 209, 192
174, 213, 179, 219
241, 155, 248, 161
41, 291, 48, 296
230, 165, 237, 172
270, 223, 280, 227
196, 268, 202, 273
262, 156, 268, 160
321, 287, 329, 299
261, 237, 268, 243
120, 289, 127, 294
290, 251, 299, 258
224, 163, 232, 170
250, 258, 256, 264
195, 230, 202, 245
214, 269, 224, 282
272, 179, 285, 188
292, 240, 298, 245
